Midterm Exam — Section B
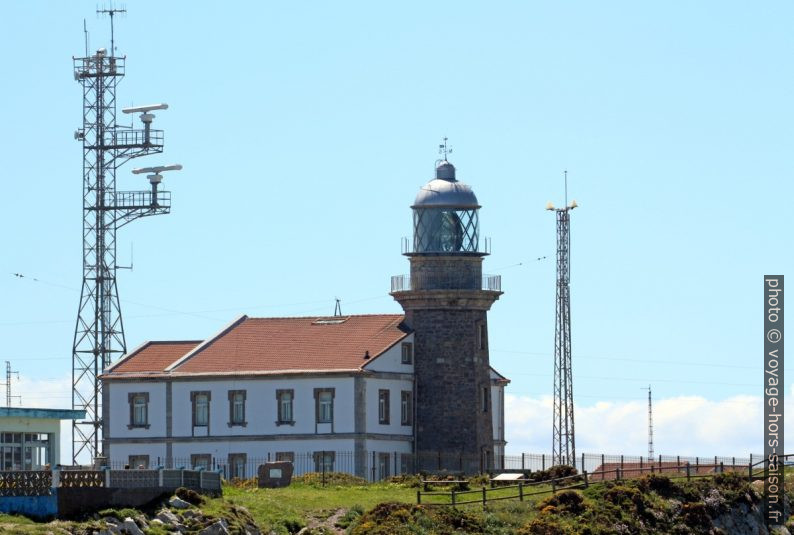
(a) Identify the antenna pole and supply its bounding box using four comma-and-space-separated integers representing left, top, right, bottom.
72, 7, 177, 464
3, 361, 20, 407
334, 298, 342, 317
643, 385, 654, 460
97, 4, 126, 55
564, 170, 568, 208
551, 177, 576, 469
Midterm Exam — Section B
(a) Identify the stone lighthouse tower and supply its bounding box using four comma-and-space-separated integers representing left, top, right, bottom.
391, 155, 502, 473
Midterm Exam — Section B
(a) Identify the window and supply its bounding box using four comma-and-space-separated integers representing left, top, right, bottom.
191, 454, 212, 470
401, 342, 413, 364
228, 390, 247, 427
401, 391, 412, 426
378, 389, 390, 424
228, 453, 247, 479
191, 391, 211, 427
127, 392, 150, 429
276, 389, 294, 424
128, 455, 150, 469
313, 451, 335, 472
314, 388, 335, 423
275, 451, 294, 463
482, 387, 490, 413
478, 323, 487, 350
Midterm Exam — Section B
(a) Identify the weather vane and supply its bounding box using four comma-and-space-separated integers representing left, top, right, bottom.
438, 136, 453, 160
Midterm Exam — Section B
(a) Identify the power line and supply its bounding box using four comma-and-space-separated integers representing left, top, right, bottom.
493, 349, 756, 370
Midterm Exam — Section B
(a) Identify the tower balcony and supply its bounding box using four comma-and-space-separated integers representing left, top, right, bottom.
391, 273, 501, 293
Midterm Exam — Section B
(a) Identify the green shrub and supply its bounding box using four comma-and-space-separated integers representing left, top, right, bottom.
537, 490, 587, 515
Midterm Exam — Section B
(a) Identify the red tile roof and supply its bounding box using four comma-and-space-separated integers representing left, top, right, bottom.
109, 341, 202, 374
103, 314, 410, 378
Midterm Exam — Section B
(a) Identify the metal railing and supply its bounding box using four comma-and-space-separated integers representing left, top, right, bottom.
390, 274, 501, 293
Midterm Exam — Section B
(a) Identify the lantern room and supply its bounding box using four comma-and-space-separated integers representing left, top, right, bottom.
411, 160, 482, 254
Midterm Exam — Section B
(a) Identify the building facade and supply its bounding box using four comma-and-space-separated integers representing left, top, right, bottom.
0, 408, 85, 470
101, 155, 508, 477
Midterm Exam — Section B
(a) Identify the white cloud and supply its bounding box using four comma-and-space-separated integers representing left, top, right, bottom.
505, 393, 776, 458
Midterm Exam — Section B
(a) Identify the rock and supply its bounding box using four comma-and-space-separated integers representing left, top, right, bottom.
169, 496, 192, 509
101, 521, 120, 535
151, 519, 164, 525
182, 509, 200, 519
199, 519, 229, 535
156, 509, 181, 525
121, 517, 144, 535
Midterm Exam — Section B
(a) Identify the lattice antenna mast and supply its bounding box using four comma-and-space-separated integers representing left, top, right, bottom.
547, 171, 578, 468
72, 11, 182, 464
334, 298, 342, 317
643, 385, 654, 460
3, 361, 20, 407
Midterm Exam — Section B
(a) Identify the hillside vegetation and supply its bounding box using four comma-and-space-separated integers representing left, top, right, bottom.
0, 471, 790, 534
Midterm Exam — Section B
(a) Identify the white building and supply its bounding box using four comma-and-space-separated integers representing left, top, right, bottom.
101, 314, 508, 478
0, 407, 85, 470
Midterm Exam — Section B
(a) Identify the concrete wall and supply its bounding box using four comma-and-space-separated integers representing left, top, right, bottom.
363, 333, 414, 373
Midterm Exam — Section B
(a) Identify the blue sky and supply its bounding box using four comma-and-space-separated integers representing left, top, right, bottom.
0, 1, 791, 458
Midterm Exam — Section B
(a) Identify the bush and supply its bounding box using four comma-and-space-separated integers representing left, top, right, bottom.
175, 486, 205, 505
636, 474, 678, 498
335, 505, 365, 529
293, 471, 368, 486
537, 490, 587, 515
527, 465, 580, 483
517, 516, 572, 535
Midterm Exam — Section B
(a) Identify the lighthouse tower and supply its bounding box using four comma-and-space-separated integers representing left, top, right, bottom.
391, 156, 502, 473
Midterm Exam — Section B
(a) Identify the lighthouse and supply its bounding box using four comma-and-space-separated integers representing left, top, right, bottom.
391, 154, 502, 473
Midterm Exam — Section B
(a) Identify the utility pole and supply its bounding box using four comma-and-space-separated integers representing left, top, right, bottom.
547, 172, 578, 468
3, 361, 20, 407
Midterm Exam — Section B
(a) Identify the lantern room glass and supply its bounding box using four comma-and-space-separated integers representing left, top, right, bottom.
413, 207, 479, 253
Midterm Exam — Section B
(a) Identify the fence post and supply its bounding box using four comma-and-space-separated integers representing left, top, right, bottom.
601, 454, 605, 480
686, 462, 691, 481
322, 451, 327, 487
620, 455, 624, 471
482, 486, 487, 507
583, 471, 588, 488
105, 467, 111, 488
552, 478, 557, 493
519, 482, 524, 501
521, 453, 525, 471
720, 461, 724, 473
581, 452, 585, 474
615, 468, 620, 481
748, 462, 753, 480
451, 489, 456, 507
542, 454, 546, 471
417, 490, 421, 504
158, 467, 164, 487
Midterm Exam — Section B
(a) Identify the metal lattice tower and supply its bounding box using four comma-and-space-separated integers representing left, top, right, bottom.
71, 12, 180, 463
3, 361, 20, 407
644, 385, 654, 460
548, 172, 577, 467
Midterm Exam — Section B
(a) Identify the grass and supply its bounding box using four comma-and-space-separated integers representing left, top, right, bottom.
209, 480, 417, 532
1, 470, 793, 534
